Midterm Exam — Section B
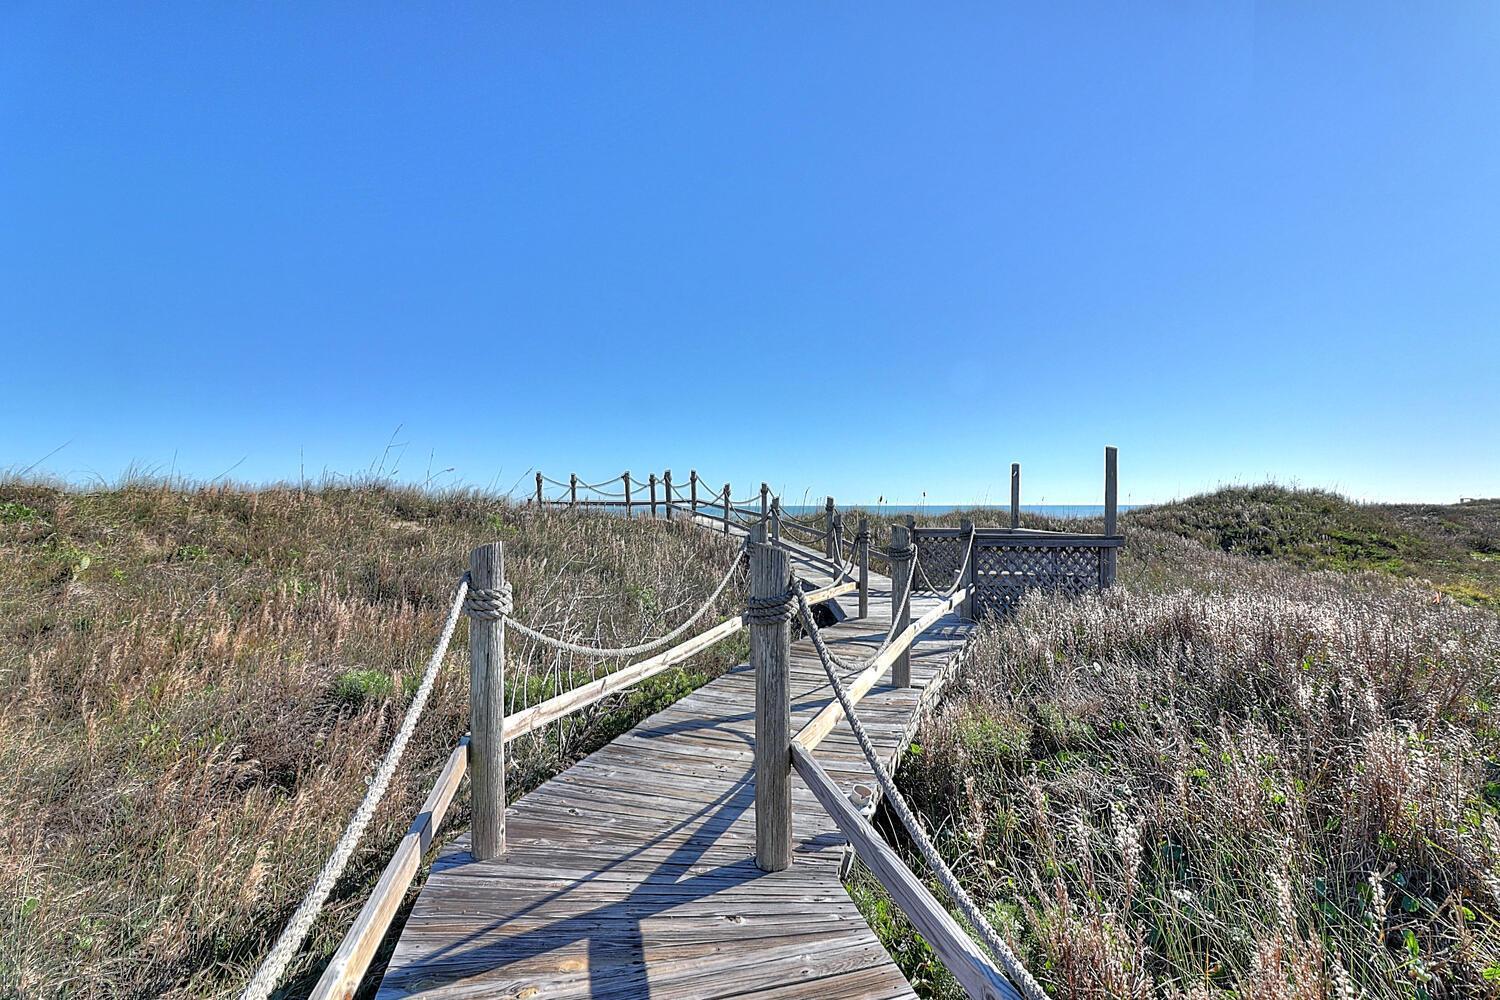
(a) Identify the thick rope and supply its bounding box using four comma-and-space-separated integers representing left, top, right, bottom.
914, 528, 976, 600
241, 578, 470, 1000
504, 546, 745, 658
793, 587, 1046, 1000
745, 588, 798, 624
463, 583, 512, 621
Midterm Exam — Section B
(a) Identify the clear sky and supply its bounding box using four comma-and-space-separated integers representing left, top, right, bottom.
3, 4, 1496, 505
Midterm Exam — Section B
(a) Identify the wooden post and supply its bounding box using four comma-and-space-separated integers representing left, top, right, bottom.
569, 473, 577, 507
760, 482, 770, 530
959, 517, 975, 620
771, 497, 782, 544
535, 472, 543, 506
690, 470, 698, 515
890, 525, 913, 687
468, 542, 506, 860
833, 512, 844, 565
1104, 446, 1119, 587
663, 469, 673, 521
824, 497, 836, 559
749, 532, 793, 872
857, 515, 870, 619
623, 471, 632, 518
1010, 463, 1020, 529
722, 483, 731, 534
649, 473, 658, 518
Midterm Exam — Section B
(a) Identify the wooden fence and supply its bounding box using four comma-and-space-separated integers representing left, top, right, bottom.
907, 446, 1122, 614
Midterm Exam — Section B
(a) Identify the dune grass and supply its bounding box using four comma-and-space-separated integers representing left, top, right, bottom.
0, 481, 745, 998
855, 493, 1500, 999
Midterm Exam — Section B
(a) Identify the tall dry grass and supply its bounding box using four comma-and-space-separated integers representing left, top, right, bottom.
881, 526, 1500, 998
0, 482, 745, 998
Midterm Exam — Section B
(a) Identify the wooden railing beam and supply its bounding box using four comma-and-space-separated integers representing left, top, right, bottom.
791, 743, 1023, 1000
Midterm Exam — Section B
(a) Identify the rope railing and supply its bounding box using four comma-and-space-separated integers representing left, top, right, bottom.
914, 525, 976, 599
265, 521, 856, 999
791, 587, 1043, 1000
497, 546, 746, 659
241, 578, 470, 1000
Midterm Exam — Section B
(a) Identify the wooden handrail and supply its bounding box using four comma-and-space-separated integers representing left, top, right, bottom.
790, 742, 1022, 1000
311, 739, 470, 1000
793, 587, 968, 752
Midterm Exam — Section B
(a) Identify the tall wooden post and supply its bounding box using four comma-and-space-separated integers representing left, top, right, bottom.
649, 474, 658, 518
1010, 463, 1020, 529
1104, 446, 1119, 587
771, 497, 782, 544
569, 473, 577, 507
663, 469, 673, 521
690, 470, 698, 515
890, 525, 913, 687
857, 515, 870, 618
722, 483, 731, 534
623, 471, 632, 518
959, 518, 975, 620
749, 531, 792, 872
824, 497, 836, 558
468, 543, 506, 860
760, 483, 770, 530
833, 513, 844, 565
535, 472, 543, 506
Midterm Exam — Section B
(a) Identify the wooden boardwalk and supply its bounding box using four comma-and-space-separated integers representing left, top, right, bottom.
378, 537, 972, 1000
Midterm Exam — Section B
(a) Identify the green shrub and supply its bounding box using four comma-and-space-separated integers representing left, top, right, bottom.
330, 668, 395, 705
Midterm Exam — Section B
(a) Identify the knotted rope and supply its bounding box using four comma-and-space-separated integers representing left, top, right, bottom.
745, 587, 799, 625
792, 585, 1045, 1000
463, 581, 512, 621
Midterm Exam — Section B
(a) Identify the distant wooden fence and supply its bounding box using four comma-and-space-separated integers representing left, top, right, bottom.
905, 446, 1122, 614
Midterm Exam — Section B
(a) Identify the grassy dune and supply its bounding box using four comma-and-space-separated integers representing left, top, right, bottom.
5, 480, 1496, 999
859, 492, 1500, 998
0, 483, 745, 998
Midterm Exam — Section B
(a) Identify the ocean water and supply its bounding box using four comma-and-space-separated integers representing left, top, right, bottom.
782, 504, 1139, 520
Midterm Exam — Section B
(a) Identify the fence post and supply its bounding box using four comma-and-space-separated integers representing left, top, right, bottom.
468, 542, 506, 860
569, 473, 577, 507
690, 470, 698, 515
857, 515, 870, 619
959, 517, 975, 620
771, 497, 782, 544
649, 474, 658, 518
623, 471, 632, 518
1104, 446, 1119, 587
749, 528, 793, 872
1010, 463, 1020, 529
832, 513, 843, 567
663, 469, 673, 521
722, 483, 731, 534
535, 472, 543, 506
760, 482, 770, 531
824, 497, 836, 558
890, 525, 913, 687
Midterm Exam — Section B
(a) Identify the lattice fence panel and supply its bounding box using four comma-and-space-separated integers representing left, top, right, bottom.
972, 543, 1105, 616
912, 535, 965, 595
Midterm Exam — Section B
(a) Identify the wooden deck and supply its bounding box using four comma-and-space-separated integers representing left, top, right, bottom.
377, 537, 972, 999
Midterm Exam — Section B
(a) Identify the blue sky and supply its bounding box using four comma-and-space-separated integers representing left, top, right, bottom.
3, 4, 1496, 505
